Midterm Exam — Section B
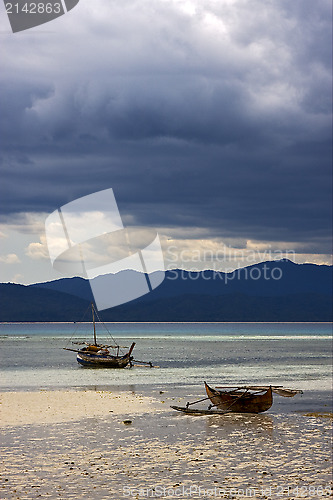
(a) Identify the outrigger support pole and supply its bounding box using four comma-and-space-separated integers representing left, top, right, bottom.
185, 396, 211, 408
184, 388, 251, 411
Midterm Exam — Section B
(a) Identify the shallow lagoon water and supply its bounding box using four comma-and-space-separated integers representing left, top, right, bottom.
0, 322, 331, 414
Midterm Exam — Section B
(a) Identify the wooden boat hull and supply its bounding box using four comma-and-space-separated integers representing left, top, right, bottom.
76, 342, 136, 368
205, 382, 273, 413
77, 352, 132, 368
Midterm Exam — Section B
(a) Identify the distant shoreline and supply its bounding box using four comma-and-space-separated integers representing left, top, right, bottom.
1, 261, 332, 322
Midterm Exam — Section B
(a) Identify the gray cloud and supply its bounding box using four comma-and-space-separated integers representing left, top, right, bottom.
0, 0, 331, 254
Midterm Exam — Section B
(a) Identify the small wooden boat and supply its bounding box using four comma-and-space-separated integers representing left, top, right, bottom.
171, 382, 303, 415
64, 303, 136, 368
75, 342, 136, 368
204, 382, 273, 413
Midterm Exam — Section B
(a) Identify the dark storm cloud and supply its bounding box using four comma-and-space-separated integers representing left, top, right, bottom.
0, 0, 331, 252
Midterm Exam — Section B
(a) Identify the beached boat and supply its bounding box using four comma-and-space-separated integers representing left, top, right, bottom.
63, 303, 136, 368
171, 382, 302, 414
204, 382, 273, 413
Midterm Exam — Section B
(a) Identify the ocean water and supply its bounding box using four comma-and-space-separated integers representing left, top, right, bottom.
0, 322, 331, 413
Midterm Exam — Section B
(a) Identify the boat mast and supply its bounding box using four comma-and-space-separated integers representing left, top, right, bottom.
92, 303, 97, 346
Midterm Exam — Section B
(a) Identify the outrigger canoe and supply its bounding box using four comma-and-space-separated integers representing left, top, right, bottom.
171, 382, 303, 415
204, 382, 273, 413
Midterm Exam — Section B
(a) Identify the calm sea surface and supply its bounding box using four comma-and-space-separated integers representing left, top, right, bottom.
0, 322, 331, 413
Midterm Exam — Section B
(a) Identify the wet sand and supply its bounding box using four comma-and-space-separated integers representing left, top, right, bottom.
0, 389, 160, 426
0, 389, 332, 499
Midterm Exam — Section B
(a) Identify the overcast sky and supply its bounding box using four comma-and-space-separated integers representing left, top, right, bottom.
0, 0, 332, 284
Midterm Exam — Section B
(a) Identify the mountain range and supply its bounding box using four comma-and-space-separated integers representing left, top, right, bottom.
1, 259, 332, 322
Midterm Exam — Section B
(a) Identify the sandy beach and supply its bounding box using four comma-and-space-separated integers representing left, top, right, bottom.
0, 389, 332, 500
0, 390, 161, 426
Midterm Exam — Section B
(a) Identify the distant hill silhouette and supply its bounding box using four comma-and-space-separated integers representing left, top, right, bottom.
1, 260, 332, 321
0, 283, 89, 322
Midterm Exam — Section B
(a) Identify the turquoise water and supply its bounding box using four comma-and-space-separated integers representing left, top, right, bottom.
0, 323, 331, 411
1, 321, 331, 339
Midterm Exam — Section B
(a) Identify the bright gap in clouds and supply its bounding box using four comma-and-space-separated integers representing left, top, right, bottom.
0, 213, 332, 285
